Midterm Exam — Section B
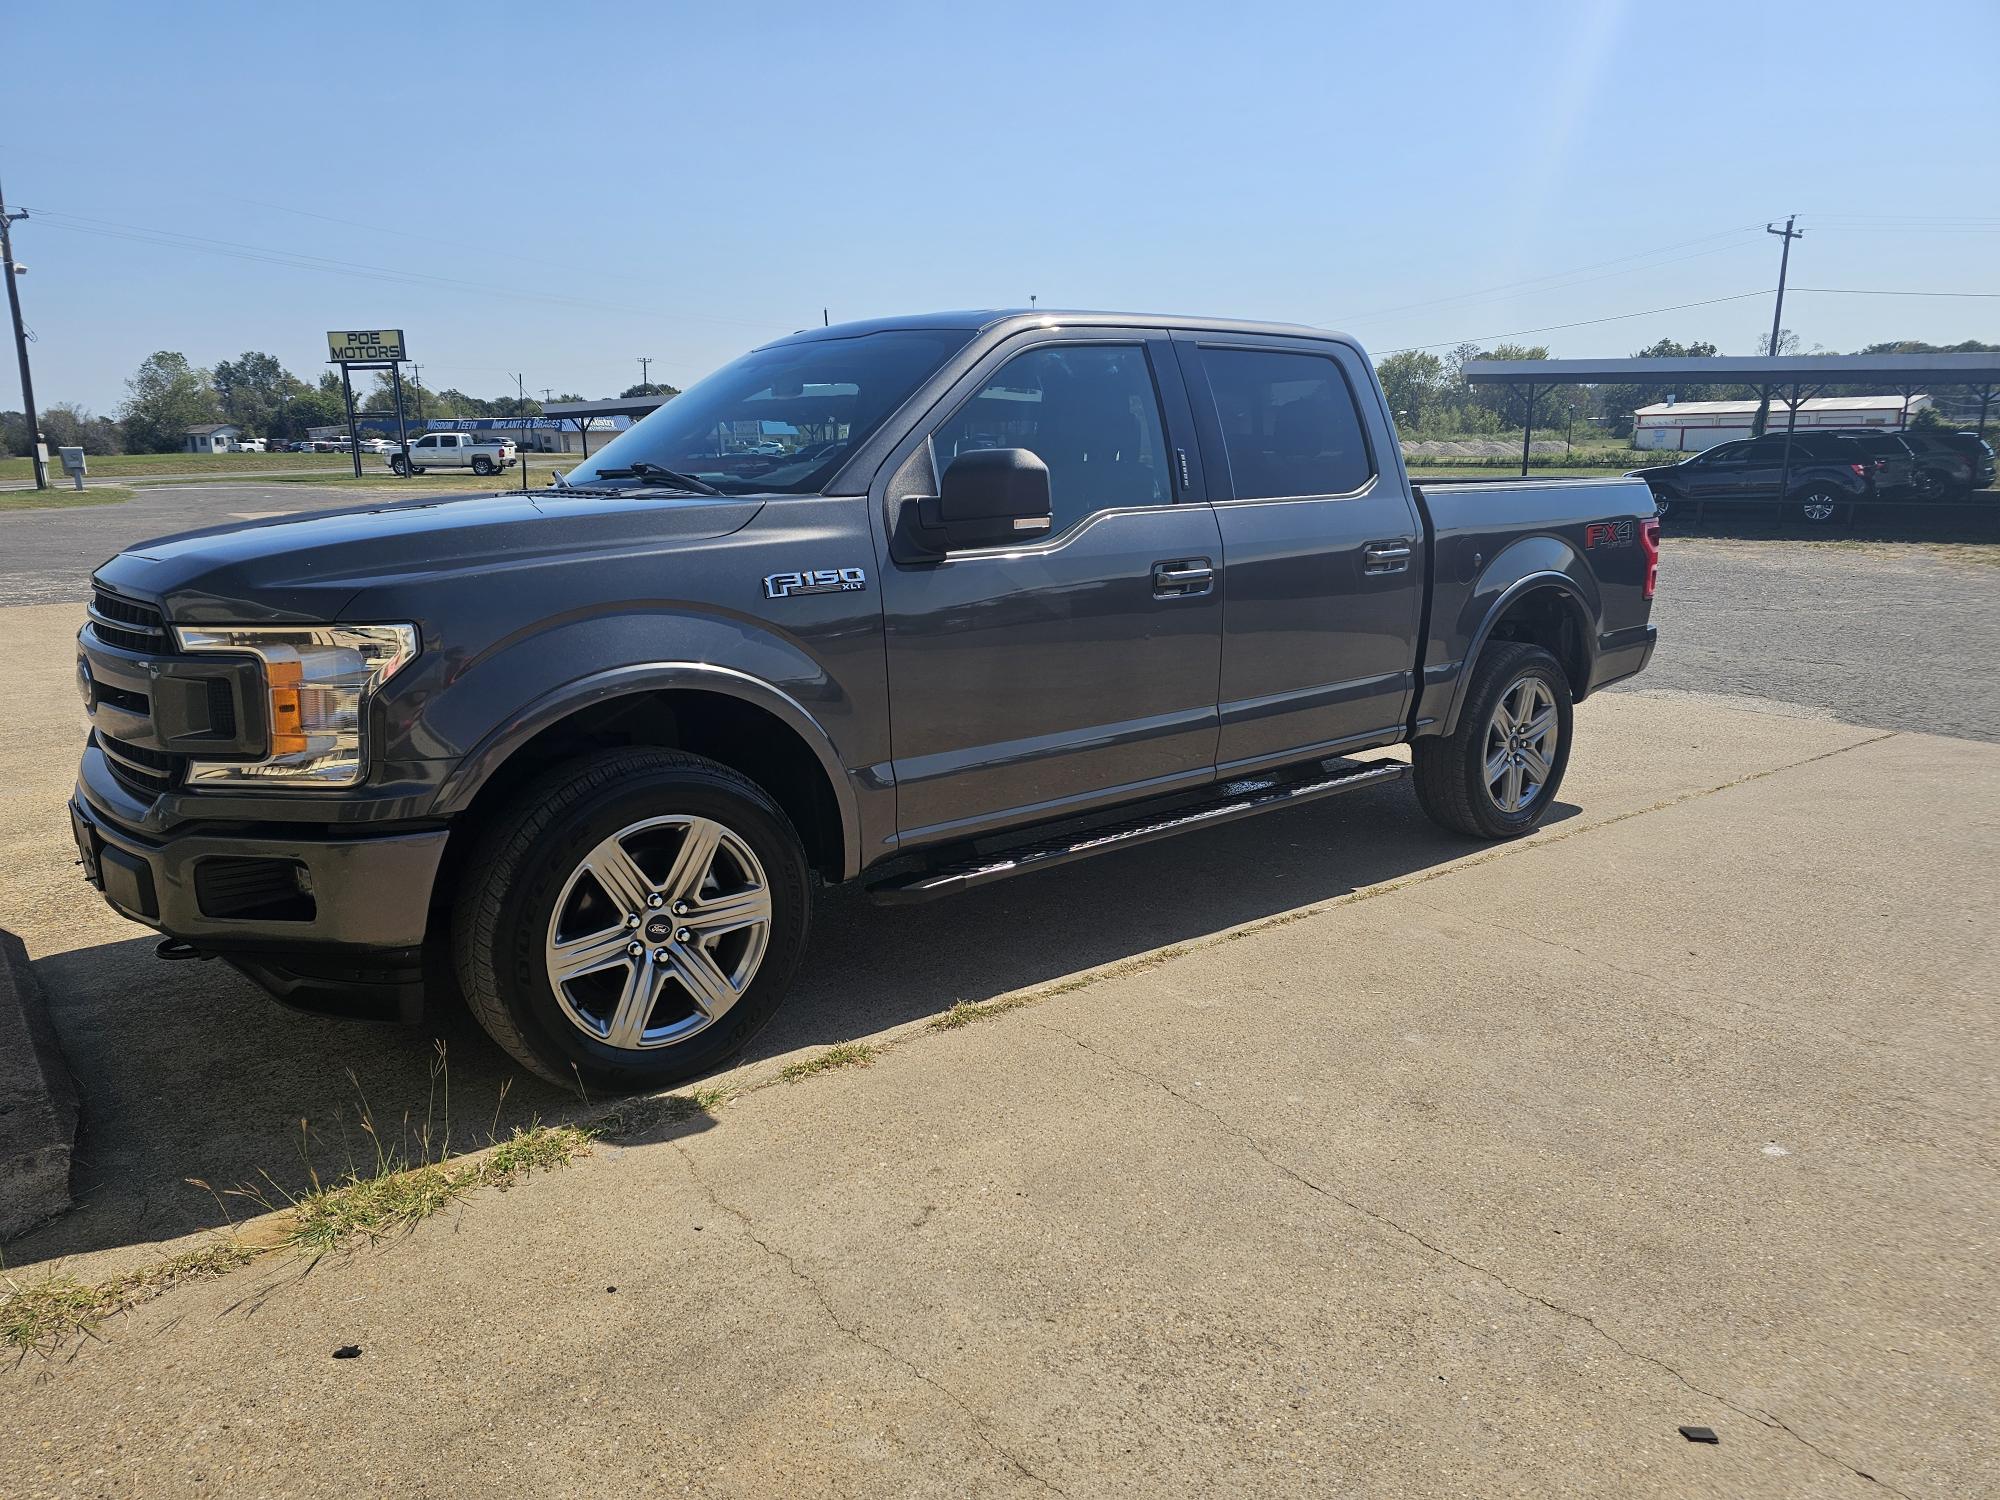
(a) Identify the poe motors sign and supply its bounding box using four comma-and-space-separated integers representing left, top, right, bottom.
326, 328, 407, 363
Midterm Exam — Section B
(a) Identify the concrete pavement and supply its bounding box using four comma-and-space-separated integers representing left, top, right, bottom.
2, 580, 1995, 1496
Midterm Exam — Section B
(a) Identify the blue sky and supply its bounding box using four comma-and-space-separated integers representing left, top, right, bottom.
5, 0, 1997, 413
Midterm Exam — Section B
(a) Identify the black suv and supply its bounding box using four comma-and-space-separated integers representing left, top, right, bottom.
1896, 428, 1994, 495
1626, 431, 1909, 523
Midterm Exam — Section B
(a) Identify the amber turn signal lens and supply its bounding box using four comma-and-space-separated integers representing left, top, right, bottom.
265, 659, 308, 755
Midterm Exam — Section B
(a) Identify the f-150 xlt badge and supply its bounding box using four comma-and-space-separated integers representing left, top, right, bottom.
763, 567, 868, 600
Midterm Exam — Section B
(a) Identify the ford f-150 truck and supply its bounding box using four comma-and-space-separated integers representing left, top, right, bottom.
70, 311, 1658, 1091
386, 431, 518, 477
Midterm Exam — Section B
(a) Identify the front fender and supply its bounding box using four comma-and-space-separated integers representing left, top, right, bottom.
416, 610, 872, 878
1436, 535, 1601, 739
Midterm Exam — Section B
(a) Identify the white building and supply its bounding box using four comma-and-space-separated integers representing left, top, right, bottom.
1632, 395, 1931, 452
184, 422, 243, 454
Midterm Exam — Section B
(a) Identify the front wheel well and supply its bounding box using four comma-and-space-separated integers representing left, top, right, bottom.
1481, 585, 1590, 703
436, 690, 846, 911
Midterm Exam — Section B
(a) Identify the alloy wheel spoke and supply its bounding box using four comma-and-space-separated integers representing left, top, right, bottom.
549, 924, 639, 984
684, 884, 772, 936
1486, 747, 1511, 787
661, 820, 724, 906
1522, 707, 1556, 742
1490, 699, 1516, 734
584, 836, 656, 916
604, 958, 666, 1049
669, 941, 740, 1020
1502, 763, 1525, 812
1522, 746, 1553, 784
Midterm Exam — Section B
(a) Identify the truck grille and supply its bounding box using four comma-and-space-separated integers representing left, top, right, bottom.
89, 587, 171, 654
96, 732, 183, 798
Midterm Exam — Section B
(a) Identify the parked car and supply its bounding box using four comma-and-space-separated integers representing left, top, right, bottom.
387, 431, 520, 476
357, 437, 397, 455
1626, 431, 1908, 523
230, 437, 267, 454
1940, 430, 1997, 489
68, 310, 1657, 1091
1889, 428, 1989, 496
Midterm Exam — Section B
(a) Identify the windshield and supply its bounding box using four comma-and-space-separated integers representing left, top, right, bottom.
566, 328, 973, 495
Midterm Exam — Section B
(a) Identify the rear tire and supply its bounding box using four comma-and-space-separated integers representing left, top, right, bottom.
472, 456, 495, 476
1413, 642, 1573, 840
452, 748, 813, 1093
1799, 486, 1841, 524
390, 456, 409, 476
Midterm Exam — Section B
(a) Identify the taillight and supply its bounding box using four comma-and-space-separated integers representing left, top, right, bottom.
1850, 462, 1868, 478
1640, 517, 1659, 601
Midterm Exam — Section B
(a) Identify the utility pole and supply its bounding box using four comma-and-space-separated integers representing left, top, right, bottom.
1751, 215, 1805, 438
409, 362, 425, 421
0, 177, 47, 490
514, 372, 530, 492
540, 387, 552, 404
637, 355, 653, 390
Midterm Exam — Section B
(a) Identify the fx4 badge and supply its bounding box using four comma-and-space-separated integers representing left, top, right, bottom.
1585, 520, 1635, 549
763, 567, 868, 600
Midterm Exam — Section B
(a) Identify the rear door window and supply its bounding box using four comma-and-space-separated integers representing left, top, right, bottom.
1199, 348, 1373, 499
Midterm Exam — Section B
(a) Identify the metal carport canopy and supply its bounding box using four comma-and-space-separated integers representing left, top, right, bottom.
543, 395, 672, 421
1459, 353, 2000, 386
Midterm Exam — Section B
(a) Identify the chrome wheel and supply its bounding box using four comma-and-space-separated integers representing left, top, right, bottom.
543, 815, 772, 1050
1484, 676, 1559, 814
1800, 491, 1838, 523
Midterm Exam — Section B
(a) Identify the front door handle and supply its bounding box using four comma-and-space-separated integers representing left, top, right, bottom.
1152, 559, 1214, 597
1363, 541, 1413, 575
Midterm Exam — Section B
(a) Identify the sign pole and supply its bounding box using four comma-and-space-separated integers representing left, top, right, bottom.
390, 362, 411, 468
339, 365, 363, 479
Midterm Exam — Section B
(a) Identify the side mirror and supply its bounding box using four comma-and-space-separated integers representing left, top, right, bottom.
920, 448, 1053, 551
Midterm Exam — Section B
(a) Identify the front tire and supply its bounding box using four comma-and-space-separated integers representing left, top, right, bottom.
452, 748, 812, 1092
1413, 642, 1574, 840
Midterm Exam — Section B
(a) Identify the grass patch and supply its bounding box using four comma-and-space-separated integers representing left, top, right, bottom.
928, 995, 1039, 1031
2, 1240, 255, 1357
0, 484, 135, 511
779, 1042, 878, 1081
258, 1120, 592, 1256
0, 451, 354, 483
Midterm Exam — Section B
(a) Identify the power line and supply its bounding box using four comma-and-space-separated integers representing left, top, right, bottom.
1379, 289, 1775, 355
1330, 222, 1768, 327
1789, 286, 2000, 298
18, 204, 773, 332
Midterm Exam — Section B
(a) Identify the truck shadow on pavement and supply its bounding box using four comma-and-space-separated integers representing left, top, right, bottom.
9, 780, 1572, 1269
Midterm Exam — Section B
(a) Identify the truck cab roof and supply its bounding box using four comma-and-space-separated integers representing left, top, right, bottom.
763, 309, 1353, 349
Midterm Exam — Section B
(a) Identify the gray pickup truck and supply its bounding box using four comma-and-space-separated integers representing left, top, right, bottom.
71, 311, 1658, 1090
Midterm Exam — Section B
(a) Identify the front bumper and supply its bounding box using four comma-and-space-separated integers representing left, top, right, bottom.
70, 771, 449, 1021
70, 785, 447, 947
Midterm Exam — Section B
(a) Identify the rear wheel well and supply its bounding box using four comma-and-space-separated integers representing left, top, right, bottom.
1481, 586, 1590, 704
435, 691, 845, 920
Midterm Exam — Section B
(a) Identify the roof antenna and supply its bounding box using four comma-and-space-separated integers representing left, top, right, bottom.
1030, 294, 1037, 309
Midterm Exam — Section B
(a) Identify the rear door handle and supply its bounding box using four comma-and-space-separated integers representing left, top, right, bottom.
1152, 559, 1214, 598
1363, 541, 1413, 575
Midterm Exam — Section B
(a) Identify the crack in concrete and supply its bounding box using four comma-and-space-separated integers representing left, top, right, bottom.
668, 1140, 1067, 1496
1034, 1020, 1914, 1500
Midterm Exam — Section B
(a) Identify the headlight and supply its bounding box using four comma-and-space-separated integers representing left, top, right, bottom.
173, 624, 419, 787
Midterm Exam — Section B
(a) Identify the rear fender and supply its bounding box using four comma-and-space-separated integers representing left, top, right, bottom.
1436, 537, 1600, 739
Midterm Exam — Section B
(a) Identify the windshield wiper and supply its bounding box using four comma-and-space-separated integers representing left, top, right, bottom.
590, 461, 723, 495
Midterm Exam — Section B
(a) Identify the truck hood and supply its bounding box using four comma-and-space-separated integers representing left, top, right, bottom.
94, 488, 768, 625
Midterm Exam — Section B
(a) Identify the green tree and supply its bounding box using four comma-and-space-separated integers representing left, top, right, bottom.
1374, 351, 1445, 430
620, 381, 679, 400
39, 401, 124, 455
118, 351, 221, 452
211, 351, 302, 436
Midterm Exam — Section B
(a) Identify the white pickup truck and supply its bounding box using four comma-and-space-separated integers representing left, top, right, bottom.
387, 431, 520, 477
